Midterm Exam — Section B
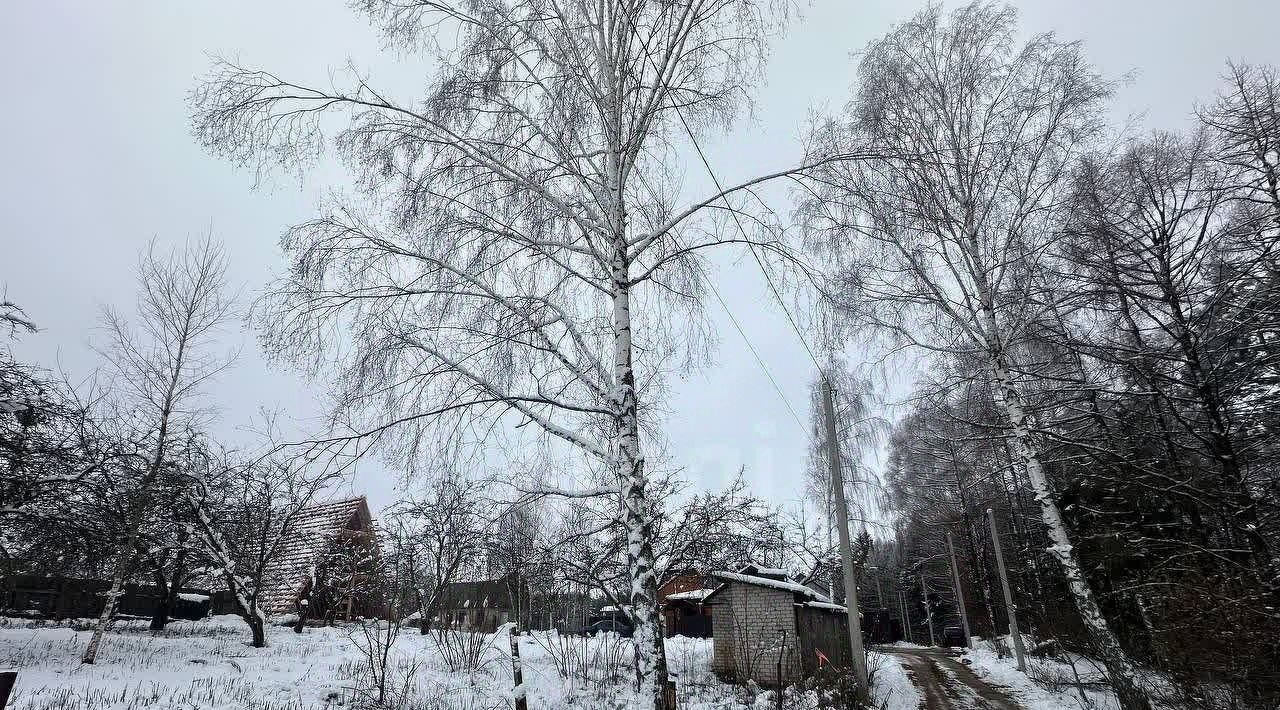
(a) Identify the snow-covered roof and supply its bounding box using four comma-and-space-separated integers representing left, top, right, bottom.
664, 588, 713, 602
705, 569, 834, 605
258, 496, 379, 615
797, 600, 850, 613
746, 562, 789, 579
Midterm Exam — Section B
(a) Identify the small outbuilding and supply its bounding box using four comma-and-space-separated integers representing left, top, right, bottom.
257, 496, 384, 621
703, 563, 852, 687
437, 574, 522, 632
659, 572, 714, 638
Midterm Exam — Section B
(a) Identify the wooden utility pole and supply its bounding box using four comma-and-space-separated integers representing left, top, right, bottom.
987, 508, 1027, 671
946, 532, 974, 649
826, 477, 836, 601
920, 575, 936, 646
822, 378, 869, 695
899, 590, 913, 644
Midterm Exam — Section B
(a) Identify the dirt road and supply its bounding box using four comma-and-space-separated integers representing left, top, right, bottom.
879, 647, 1024, 710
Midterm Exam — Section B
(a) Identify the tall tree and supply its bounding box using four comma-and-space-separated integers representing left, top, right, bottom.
801, 4, 1152, 707
1065, 130, 1280, 593
192, 2, 816, 703
1202, 62, 1280, 225
82, 238, 234, 664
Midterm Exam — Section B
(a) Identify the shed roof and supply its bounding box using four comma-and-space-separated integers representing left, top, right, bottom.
664, 588, 713, 602
703, 564, 834, 605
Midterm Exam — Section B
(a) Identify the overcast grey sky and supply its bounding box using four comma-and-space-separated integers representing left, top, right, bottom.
3, 1, 1278, 514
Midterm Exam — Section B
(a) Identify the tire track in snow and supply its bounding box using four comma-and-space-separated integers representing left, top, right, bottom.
880, 647, 1024, 710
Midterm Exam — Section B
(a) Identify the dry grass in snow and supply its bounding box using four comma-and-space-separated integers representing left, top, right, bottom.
0, 616, 757, 710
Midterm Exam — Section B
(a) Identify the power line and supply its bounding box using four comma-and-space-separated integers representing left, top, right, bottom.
628, 158, 807, 432
662, 92, 829, 431
669, 106, 827, 375
691, 250, 809, 432
616, 18, 827, 371
618, 19, 825, 431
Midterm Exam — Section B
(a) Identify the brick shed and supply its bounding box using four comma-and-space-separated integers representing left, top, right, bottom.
703, 564, 851, 687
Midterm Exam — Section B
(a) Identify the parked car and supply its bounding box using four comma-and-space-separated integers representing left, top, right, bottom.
575, 619, 634, 637
941, 625, 967, 648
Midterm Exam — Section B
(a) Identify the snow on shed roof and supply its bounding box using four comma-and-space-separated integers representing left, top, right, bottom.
798, 600, 849, 613
746, 562, 789, 578
664, 588, 713, 602
704, 568, 834, 605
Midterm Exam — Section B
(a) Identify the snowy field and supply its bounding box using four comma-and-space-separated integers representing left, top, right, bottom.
0, 616, 910, 710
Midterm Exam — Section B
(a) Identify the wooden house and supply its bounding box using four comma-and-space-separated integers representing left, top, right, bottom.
258, 496, 384, 620
437, 574, 522, 632
658, 572, 714, 638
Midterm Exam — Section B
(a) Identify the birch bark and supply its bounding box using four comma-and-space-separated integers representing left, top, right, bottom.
984, 314, 1152, 709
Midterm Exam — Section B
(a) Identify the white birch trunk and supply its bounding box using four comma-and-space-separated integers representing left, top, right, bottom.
83, 288, 198, 663
604, 125, 667, 706
615, 245, 667, 709
987, 348, 1152, 710
80, 572, 125, 664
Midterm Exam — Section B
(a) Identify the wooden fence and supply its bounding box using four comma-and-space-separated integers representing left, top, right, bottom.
0, 575, 211, 621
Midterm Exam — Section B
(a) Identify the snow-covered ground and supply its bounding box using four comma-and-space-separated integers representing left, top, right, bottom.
866, 651, 921, 710
962, 638, 1121, 710
0, 616, 908, 710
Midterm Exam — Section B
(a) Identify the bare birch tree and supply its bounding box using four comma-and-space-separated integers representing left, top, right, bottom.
800, 4, 1153, 707
0, 295, 35, 337
191, 2, 818, 703
81, 237, 235, 664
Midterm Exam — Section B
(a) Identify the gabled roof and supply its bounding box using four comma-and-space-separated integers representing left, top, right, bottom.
702, 563, 834, 605
258, 497, 377, 614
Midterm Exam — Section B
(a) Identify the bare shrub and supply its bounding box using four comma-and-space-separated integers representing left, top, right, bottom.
430, 627, 501, 674
345, 617, 422, 709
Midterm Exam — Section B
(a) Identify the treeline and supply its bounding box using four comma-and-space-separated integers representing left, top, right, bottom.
854, 9, 1280, 710
0, 240, 352, 654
